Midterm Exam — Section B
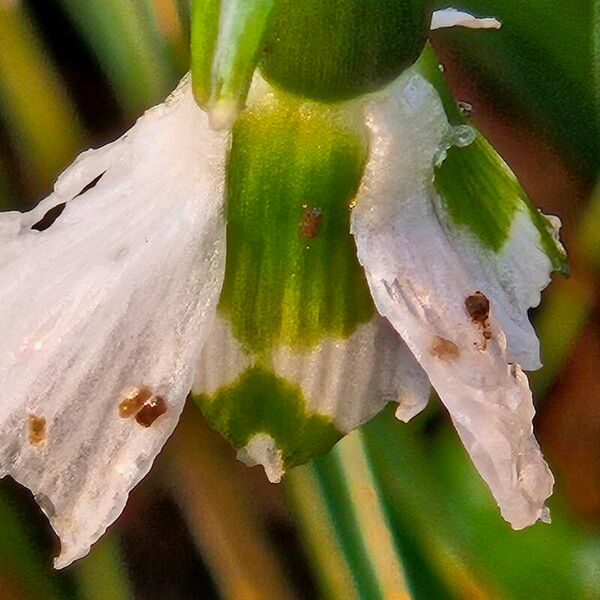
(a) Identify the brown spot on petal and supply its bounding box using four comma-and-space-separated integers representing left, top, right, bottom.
466, 292, 492, 349
430, 336, 460, 361
28, 415, 46, 446
300, 207, 322, 239
465, 292, 490, 323
135, 396, 167, 428
119, 386, 153, 418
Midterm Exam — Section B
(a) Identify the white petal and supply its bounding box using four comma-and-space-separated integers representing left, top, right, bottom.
0, 76, 228, 567
270, 317, 430, 431
437, 206, 559, 369
351, 72, 553, 528
431, 8, 501, 30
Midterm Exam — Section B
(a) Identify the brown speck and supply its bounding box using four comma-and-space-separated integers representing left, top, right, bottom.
28, 415, 46, 446
300, 207, 322, 238
465, 292, 490, 323
430, 336, 460, 361
119, 386, 152, 418
135, 396, 167, 428
465, 292, 492, 349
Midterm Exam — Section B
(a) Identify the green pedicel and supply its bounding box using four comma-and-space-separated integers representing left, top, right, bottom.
194, 366, 343, 469
219, 91, 374, 352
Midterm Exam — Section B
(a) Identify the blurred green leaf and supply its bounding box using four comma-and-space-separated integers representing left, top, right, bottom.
363, 407, 600, 600
74, 536, 131, 600
56, 0, 177, 117
432, 0, 598, 179
0, 487, 68, 600
0, 2, 85, 199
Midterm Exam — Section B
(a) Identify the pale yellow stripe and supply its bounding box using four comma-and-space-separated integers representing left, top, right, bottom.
286, 466, 358, 600
335, 432, 412, 600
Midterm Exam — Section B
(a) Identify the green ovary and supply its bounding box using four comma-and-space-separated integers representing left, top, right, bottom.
219, 92, 374, 353
260, 0, 432, 102
194, 366, 343, 469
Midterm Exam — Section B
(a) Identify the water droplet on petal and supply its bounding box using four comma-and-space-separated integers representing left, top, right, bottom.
451, 124, 476, 147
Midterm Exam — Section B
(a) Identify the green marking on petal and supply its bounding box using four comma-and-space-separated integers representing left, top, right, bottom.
193, 366, 343, 469
219, 90, 374, 352
434, 134, 519, 252
434, 133, 568, 273
417, 45, 568, 274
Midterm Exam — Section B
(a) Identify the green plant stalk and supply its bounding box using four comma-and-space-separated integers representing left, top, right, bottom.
312, 453, 387, 599
0, 487, 68, 600
73, 536, 131, 600
323, 434, 413, 598
57, 0, 176, 116
285, 468, 358, 600
0, 1, 85, 200
191, 0, 276, 127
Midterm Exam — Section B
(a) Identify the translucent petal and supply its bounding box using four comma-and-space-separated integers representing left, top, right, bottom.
0, 76, 228, 567
352, 72, 553, 528
431, 8, 501, 30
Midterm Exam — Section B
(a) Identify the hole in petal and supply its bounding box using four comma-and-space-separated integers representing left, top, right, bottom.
31, 203, 66, 232
135, 396, 168, 428
28, 414, 47, 446
31, 172, 105, 231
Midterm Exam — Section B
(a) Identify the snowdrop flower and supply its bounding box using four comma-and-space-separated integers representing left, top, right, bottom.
0, 6, 565, 567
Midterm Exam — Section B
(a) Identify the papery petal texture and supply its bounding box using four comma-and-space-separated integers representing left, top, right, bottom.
0, 77, 228, 567
351, 71, 554, 528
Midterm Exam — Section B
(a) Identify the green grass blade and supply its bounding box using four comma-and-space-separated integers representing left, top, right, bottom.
73, 536, 131, 600
0, 2, 85, 199
286, 468, 359, 600
432, 0, 598, 178
57, 0, 177, 116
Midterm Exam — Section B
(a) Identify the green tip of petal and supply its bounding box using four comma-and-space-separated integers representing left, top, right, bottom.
194, 366, 343, 472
